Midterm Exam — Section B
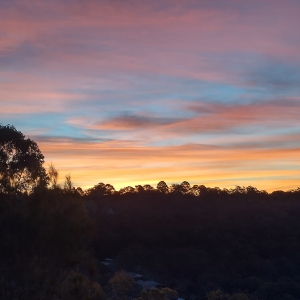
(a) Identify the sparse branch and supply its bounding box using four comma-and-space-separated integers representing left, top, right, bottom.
64, 174, 73, 192
48, 162, 59, 189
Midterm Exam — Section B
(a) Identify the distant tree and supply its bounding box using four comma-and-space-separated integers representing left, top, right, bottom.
156, 181, 169, 193
246, 186, 259, 195
0, 124, 48, 193
180, 181, 191, 194
48, 162, 59, 189
58, 270, 106, 300
134, 184, 155, 193
230, 186, 246, 195
143, 184, 154, 191
104, 183, 116, 195
170, 183, 185, 194
141, 288, 168, 300
190, 184, 200, 196
206, 289, 228, 300
76, 187, 84, 196
108, 271, 136, 299
64, 174, 74, 192
119, 186, 135, 195
135, 185, 144, 193
198, 185, 208, 196
228, 293, 249, 300
85, 182, 115, 197
161, 287, 178, 300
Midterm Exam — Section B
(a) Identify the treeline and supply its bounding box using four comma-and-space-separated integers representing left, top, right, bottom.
84, 182, 300, 300
3, 181, 300, 299
84, 180, 270, 197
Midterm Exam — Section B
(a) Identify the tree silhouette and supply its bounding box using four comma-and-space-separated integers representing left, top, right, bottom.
48, 162, 59, 189
156, 181, 169, 193
86, 182, 115, 197
64, 174, 74, 192
143, 184, 154, 191
0, 124, 48, 193
119, 186, 135, 195
180, 181, 191, 194
108, 271, 136, 299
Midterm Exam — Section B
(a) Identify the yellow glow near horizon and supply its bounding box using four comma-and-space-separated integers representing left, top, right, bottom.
40, 140, 300, 192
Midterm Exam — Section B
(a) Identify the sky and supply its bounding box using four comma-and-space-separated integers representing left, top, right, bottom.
1, 0, 300, 191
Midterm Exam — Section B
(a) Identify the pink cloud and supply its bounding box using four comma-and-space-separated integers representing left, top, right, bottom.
175, 99, 300, 133
1, 0, 299, 87
90, 99, 300, 135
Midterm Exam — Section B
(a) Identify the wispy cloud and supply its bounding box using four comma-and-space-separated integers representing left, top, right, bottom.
79, 99, 300, 136
96, 115, 181, 130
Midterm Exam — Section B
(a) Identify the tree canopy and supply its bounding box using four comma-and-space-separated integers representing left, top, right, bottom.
0, 124, 48, 193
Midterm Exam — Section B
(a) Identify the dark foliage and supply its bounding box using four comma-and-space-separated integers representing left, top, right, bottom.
0, 189, 97, 299
87, 184, 300, 299
0, 124, 48, 193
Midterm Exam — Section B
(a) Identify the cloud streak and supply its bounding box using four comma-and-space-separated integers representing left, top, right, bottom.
87, 99, 300, 136
96, 115, 181, 130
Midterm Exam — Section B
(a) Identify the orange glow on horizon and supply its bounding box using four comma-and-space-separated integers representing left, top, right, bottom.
39, 140, 300, 192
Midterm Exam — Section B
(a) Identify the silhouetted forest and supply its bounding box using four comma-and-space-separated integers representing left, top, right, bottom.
2, 125, 300, 300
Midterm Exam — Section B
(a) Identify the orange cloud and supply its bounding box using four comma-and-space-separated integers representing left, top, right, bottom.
36, 137, 300, 192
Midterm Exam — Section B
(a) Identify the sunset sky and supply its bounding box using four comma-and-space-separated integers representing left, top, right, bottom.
1, 0, 300, 191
